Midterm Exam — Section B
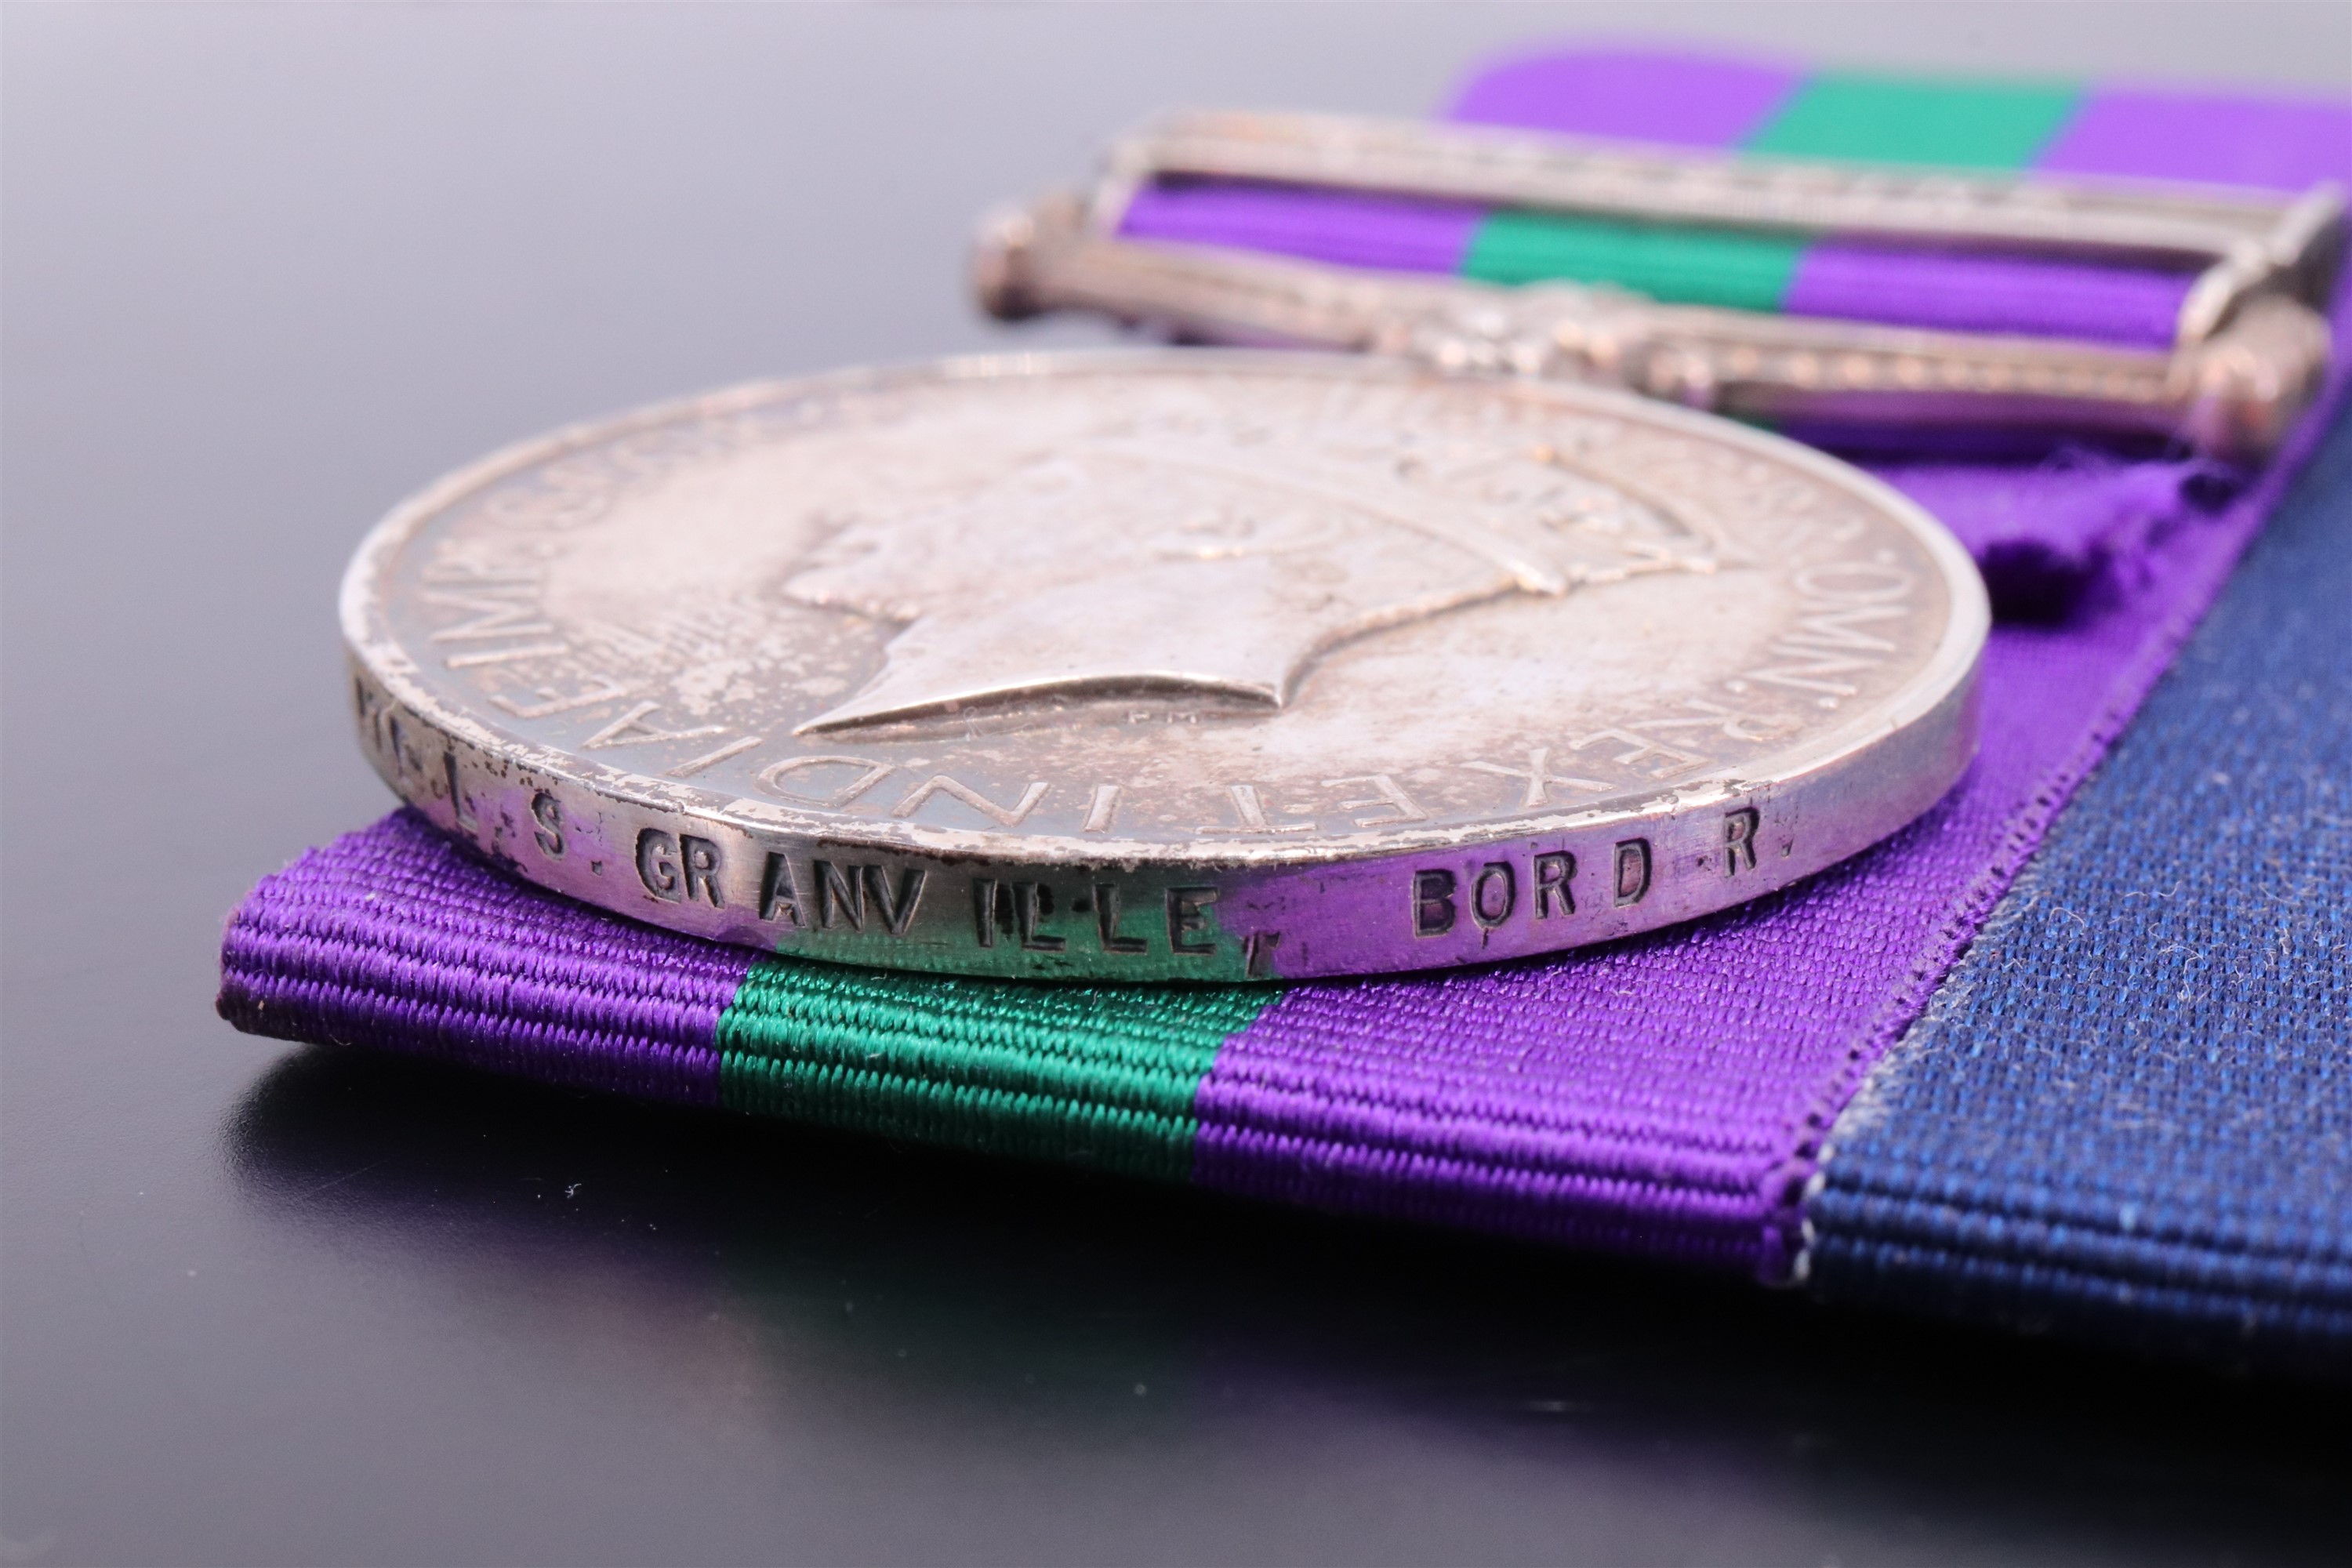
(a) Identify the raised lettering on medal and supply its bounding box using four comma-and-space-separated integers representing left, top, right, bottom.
1743, 561, 1915, 702
444, 642, 572, 670
891, 775, 1049, 827
423, 590, 554, 644
1569, 728, 1709, 778
353, 354, 1984, 979
757, 755, 896, 810
490, 680, 633, 720
1204, 783, 1312, 836
1324, 774, 1428, 828
667, 735, 764, 779
581, 701, 726, 751
1081, 784, 1122, 834
1462, 749, 1607, 809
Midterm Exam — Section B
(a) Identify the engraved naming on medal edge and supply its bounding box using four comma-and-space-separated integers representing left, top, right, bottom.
345, 351, 1986, 980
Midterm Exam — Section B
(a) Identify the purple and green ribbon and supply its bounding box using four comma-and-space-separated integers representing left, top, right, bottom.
1123, 53, 2287, 347
220, 55, 2352, 1347
222, 815, 1272, 1185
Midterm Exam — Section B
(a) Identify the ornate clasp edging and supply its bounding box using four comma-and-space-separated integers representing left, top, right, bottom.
975, 187, 2332, 465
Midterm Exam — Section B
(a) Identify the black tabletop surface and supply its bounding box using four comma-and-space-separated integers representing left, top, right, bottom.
6, 5, 2350, 1564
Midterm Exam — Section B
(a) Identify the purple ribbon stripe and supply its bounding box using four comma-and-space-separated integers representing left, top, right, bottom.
221, 51, 2352, 1287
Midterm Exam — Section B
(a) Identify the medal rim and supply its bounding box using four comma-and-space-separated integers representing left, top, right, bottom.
342, 347, 1990, 873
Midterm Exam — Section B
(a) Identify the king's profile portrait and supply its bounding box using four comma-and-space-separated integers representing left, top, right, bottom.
782, 414, 1727, 732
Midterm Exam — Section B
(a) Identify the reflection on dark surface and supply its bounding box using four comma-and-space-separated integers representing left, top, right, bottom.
227, 1046, 2352, 1563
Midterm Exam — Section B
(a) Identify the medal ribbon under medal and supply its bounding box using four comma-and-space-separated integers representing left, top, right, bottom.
219, 50, 2352, 1367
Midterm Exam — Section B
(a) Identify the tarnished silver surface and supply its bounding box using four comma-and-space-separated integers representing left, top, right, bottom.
1105, 108, 2348, 345
978, 192, 2332, 464
345, 351, 1987, 980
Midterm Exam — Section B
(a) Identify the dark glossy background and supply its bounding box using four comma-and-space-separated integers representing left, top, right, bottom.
6, 5, 2350, 1564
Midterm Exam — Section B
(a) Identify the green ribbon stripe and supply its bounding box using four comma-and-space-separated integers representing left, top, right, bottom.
717, 960, 1276, 1181
1459, 71, 2085, 308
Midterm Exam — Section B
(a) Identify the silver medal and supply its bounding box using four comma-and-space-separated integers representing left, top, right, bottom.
344, 350, 1987, 980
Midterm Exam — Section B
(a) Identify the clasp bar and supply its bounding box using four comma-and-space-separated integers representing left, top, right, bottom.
976, 187, 2332, 465
1101, 109, 2346, 347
